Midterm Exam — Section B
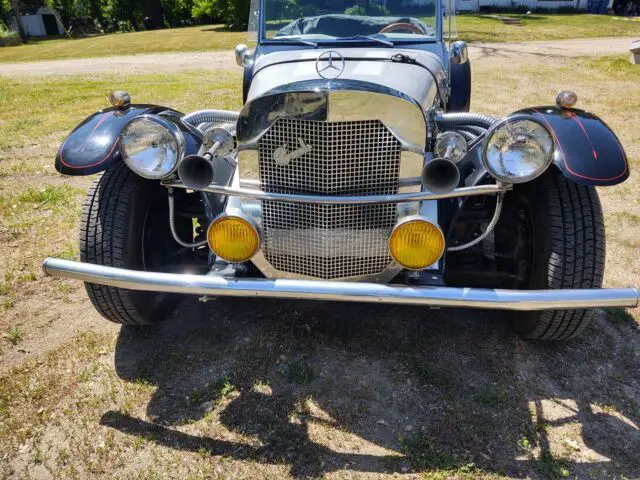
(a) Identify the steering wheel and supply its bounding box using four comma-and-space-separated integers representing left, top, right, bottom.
379, 22, 425, 34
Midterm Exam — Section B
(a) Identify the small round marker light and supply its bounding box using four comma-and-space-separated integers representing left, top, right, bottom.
556, 91, 578, 109
434, 131, 468, 163
388, 217, 445, 270
108, 90, 131, 109
207, 214, 261, 262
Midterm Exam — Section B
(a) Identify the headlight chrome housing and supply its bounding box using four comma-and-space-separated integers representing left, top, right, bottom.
482, 116, 554, 184
120, 115, 184, 179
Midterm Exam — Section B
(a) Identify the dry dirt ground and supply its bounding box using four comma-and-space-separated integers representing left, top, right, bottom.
469, 37, 638, 66
0, 37, 636, 77
0, 39, 639, 479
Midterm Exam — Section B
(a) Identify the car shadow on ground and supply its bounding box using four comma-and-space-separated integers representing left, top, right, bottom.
101, 298, 640, 478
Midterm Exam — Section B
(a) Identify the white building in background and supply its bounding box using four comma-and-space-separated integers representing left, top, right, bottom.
453, 0, 588, 11
9, 6, 64, 37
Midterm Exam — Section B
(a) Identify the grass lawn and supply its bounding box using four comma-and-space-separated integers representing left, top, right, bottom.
0, 14, 639, 63
456, 13, 640, 43
0, 24, 249, 63
0, 70, 242, 153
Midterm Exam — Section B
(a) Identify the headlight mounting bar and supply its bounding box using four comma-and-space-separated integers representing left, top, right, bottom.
163, 180, 510, 205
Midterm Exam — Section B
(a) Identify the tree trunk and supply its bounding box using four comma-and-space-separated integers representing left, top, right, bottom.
141, 0, 165, 29
10, 0, 27, 43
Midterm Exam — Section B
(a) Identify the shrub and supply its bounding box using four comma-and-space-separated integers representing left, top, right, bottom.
344, 3, 390, 16
0, 21, 20, 46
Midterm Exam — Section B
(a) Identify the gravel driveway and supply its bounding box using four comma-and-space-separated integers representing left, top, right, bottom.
0, 36, 636, 77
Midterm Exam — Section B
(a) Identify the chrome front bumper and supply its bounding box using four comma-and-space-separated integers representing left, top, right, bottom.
43, 258, 639, 311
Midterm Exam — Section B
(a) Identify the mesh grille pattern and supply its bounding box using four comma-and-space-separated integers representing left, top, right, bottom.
258, 119, 401, 279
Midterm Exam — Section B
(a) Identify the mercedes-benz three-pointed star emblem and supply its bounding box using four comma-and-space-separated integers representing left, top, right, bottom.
315, 51, 346, 80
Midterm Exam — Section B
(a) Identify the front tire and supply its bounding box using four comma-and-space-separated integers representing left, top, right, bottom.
80, 163, 188, 325
512, 169, 606, 340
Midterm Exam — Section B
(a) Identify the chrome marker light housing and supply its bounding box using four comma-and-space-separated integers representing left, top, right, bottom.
482, 116, 554, 184
120, 115, 184, 179
435, 131, 467, 163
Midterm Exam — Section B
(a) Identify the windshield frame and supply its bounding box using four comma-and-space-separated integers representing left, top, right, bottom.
256, 0, 443, 46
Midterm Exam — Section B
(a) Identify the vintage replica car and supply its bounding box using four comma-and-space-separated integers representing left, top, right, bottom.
43, 0, 638, 340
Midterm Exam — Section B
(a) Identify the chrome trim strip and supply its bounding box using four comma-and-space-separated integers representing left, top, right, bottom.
43, 258, 640, 311
239, 178, 260, 188
164, 181, 508, 205
238, 177, 423, 189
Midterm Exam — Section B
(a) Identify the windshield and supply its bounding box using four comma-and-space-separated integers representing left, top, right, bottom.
258, 0, 438, 43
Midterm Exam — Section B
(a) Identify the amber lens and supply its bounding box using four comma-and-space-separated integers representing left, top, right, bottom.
389, 219, 445, 270
207, 216, 260, 262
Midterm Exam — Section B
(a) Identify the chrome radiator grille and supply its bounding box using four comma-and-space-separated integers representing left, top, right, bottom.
258, 119, 401, 279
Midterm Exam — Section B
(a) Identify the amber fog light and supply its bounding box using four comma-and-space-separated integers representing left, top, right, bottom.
389, 217, 445, 270
207, 214, 260, 262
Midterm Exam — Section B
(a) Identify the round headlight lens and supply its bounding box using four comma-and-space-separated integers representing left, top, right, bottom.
120, 115, 184, 179
483, 118, 554, 184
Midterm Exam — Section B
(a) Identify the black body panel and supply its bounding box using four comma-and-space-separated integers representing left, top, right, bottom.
55, 105, 191, 176
518, 106, 629, 186
446, 61, 471, 113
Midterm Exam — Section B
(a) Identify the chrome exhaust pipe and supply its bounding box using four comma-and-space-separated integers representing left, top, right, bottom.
177, 154, 215, 190
421, 158, 461, 194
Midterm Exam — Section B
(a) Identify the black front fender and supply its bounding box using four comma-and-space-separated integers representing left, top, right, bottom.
518, 106, 629, 186
55, 105, 199, 176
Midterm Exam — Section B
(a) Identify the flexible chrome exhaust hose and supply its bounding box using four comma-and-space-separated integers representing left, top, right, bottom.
454, 125, 488, 136
436, 113, 500, 129
447, 193, 504, 252
167, 189, 208, 249
181, 110, 239, 131
436, 114, 500, 142
451, 129, 476, 142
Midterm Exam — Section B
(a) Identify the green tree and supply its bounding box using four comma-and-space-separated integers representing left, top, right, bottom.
163, 0, 193, 26
0, 0, 10, 27
10, 0, 27, 41
192, 0, 249, 29
100, 0, 144, 31
44, 0, 101, 30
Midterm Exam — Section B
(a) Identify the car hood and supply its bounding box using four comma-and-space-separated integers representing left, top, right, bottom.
247, 47, 446, 109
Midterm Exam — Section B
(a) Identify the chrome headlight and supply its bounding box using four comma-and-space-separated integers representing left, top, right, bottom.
482, 117, 554, 184
120, 115, 184, 179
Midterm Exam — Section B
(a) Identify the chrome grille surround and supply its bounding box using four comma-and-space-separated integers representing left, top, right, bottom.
259, 118, 401, 279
